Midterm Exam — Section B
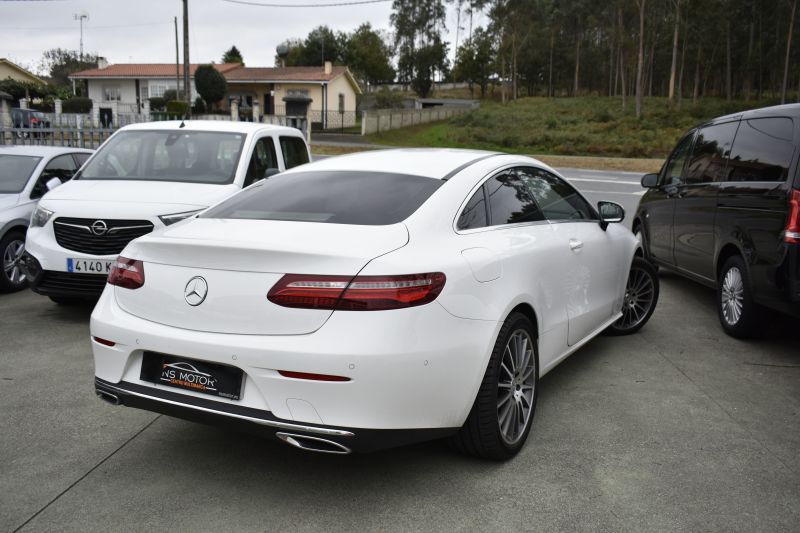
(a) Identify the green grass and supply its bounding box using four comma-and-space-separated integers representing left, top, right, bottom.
365, 96, 781, 159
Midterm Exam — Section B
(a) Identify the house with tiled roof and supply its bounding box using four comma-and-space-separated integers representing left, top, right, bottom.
1, 58, 46, 85
69, 60, 362, 128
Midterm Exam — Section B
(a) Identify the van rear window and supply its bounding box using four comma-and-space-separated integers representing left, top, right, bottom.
202, 170, 443, 225
726, 118, 795, 183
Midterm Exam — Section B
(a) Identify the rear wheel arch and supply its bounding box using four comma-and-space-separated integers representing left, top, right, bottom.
508, 302, 539, 341
716, 243, 746, 284
632, 218, 646, 258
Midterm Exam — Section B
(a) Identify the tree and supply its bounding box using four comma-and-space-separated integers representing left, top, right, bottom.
222, 45, 244, 65
39, 48, 99, 91
781, 0, 797, 103
391, 0, 451, 98
343, 23, 395, 86
195, 65, 227, 109
634, 0, 646, 118
453, 27, 496, 97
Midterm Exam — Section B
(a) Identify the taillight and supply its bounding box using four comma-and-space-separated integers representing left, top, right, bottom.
107, 257, 145, 289
785, 190, 800, 244
268, 272, 446, 311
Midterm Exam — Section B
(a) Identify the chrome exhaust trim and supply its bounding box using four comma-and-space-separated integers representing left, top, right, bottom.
276, 432, 352, 455
96, 389, 121, 405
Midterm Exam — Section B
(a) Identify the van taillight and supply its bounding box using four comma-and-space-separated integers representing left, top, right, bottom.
785, 190, 800, 244
107, 257, 145, 289
268, 273, 446, 311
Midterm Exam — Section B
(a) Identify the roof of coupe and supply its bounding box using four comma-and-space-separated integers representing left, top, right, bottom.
290, 148, 502, 180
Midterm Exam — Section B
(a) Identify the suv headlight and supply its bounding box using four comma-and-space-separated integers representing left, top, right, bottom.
30, 206, 54, 228
158, 209, 203, 226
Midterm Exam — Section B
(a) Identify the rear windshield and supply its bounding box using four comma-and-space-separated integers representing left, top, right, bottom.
0, 155, 41, 193
79, 130, 245, 184
202, 170, 443, 225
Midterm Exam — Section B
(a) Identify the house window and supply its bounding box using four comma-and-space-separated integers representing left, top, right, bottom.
148, 81, 177, 98
102, 85, 121, 101
140, 86, 149, 100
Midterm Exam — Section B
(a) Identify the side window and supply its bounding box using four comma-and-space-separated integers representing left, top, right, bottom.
684, 122, 739, 184
279, 136, 309, 169
32, 155, 77, 198
661, 133, 695, 186
484, 170, 544, 226
72, 153, 91, 168
457, 186, 488, 230
726, 117, 795, 182
244, 137, 279, 187
518, 167, 596, 221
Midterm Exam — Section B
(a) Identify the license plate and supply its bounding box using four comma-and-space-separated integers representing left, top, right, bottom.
67, 258, 114, 274
140, 352, 244, 400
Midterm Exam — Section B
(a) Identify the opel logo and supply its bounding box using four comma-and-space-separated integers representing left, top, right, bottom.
91, 220, 108, 236
184, 276, 208, 306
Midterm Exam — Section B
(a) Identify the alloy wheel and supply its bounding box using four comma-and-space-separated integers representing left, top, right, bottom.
3, 239, 26, 286
721, 266, 744, 326
617, 263, 656, 330
497, 329, 535, 445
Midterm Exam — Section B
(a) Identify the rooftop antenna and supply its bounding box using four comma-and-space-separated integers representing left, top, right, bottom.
73, 12, 89, 62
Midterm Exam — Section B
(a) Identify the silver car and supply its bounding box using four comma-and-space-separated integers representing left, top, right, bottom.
1, 146, 93, 292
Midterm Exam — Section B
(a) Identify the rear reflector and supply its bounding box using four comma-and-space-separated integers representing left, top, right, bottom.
278, 370, 351, 382
107, 257, 145, 289
268, 272, 446, 311
92, 336, 115, 347
785, 190, 800, 244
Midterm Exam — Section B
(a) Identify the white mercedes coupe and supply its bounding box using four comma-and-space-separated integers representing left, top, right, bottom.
91, 149, 659, 459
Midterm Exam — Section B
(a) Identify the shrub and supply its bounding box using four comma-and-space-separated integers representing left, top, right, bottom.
162, 89, 178, 103
545, 117, 558, 130
148, 97, 167, 111
195, 65, 227, 108
166, 100, 190, 117
192, 96, 206, 114
62, 97, 92, 113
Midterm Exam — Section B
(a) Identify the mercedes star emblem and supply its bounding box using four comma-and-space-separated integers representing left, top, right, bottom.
184, 276, 208, 306
91, 220, 108, 236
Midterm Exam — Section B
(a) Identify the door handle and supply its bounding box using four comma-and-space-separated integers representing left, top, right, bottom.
569, 239, 584, 252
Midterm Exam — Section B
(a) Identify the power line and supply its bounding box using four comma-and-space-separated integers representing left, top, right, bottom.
221, 0, 390, 7
0, 21, 173, 31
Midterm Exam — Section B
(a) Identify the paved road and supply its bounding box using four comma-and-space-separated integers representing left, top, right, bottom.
2, 162, 798, 532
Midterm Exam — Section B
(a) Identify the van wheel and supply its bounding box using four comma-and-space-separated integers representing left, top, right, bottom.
448, 312, 538, 460
0, 231, 28, 292
718, 255, 762, 338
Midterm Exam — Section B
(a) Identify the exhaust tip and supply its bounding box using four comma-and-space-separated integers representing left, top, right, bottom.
96, 389, 121, 406
276, 432, 351, 454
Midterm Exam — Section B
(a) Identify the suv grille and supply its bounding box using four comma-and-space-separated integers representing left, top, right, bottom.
54, 218, 154, 256
37, 271, 107, 296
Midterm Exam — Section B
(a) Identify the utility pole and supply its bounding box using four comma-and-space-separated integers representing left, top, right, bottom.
174, 16, 181, 97
74, 12, 89, 62
182, 0, 190, 102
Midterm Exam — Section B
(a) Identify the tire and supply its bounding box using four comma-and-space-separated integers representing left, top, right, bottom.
448, 312, 538, 460
0, 231, 28, 293
49, 296, 83, 305
605, 257, 659, 336
717, 255, 763, 338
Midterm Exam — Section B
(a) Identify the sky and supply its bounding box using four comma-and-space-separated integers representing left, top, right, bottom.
1, 0, 482, 76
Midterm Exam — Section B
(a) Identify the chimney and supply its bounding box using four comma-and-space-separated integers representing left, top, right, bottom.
324, 61, 332, 75
97, 56, 109, 69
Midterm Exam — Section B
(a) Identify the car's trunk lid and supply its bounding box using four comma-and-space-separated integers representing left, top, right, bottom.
114, 218, 409, 335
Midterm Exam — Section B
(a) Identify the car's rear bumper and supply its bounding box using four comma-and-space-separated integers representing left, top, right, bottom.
95, 377, 457, 453
91, 287, 501, 438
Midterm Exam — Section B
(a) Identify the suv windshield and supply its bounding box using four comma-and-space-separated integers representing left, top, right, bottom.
202, 170, 444, 225
79, 130, 245, 184
0, 155, 41, 193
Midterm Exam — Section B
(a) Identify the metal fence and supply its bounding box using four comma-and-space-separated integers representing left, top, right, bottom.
0, 113, 311, 148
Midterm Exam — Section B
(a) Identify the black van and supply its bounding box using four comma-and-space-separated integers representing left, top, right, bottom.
634, 104, 800, 337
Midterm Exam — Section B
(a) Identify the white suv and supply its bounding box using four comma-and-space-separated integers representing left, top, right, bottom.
22, 121, 310, 303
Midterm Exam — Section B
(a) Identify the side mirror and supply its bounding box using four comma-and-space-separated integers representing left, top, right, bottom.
641, 173, 659, 188
45, 177, 63, 192
598, 201, 625, 231
263, 168, 281, 179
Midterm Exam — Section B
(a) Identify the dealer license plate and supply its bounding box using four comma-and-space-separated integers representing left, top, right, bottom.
140, 352, 244, 400
67, 258, 114, 274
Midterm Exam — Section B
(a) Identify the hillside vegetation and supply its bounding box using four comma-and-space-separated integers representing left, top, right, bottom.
366, 97, 783, 159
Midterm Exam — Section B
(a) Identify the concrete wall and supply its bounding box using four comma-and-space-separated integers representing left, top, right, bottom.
361, 107, 470, 135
